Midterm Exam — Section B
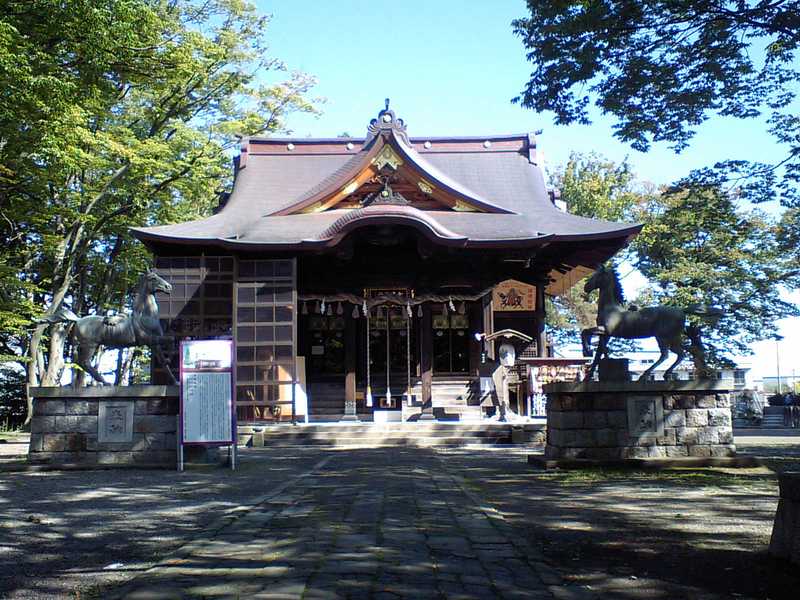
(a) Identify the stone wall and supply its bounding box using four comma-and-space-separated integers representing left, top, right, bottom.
28, 386, 179, 467
543, 381, 734, 460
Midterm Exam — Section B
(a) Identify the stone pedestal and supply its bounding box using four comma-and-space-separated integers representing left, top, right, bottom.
598, 358, 630, 382
541, 380, 735, 462
28, 386, 178, 467
770, 472, 800, 565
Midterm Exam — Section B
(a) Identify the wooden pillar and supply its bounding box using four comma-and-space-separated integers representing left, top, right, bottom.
482, 292, 495, 360
341, 309, 359, 421
536, 283, 547, 357
420, 305, 434, 419
468, 301, 481, 376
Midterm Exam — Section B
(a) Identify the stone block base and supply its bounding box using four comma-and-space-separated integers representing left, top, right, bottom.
542, 380, 735, 462
28, 386, 178, 468
770, 473, 800, 565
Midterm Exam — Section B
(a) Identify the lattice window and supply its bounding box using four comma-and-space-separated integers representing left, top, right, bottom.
152, 256, 234, 383
234, 259, 296, 422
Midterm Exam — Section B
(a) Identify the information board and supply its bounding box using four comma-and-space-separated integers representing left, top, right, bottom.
182, 371, 232, 443
179, 339, 236, 470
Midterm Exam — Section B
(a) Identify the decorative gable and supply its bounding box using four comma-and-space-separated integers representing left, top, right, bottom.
276, 101, 515, 217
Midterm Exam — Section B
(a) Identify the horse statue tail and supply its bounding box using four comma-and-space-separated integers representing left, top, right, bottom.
36, 306, 80, 325
684, 304, 724, 320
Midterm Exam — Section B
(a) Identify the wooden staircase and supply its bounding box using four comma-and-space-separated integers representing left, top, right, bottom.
430, 377, 483, 421
308, 377, 486, 422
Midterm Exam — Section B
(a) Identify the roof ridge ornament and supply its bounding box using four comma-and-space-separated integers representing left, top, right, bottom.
367, 98, 410, 144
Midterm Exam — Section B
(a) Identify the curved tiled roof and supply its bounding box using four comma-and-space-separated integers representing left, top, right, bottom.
315, 205, 468, 245
131, 109, 641, 255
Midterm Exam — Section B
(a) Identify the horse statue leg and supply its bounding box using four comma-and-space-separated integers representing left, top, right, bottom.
662, 336, 686, 381
580, 327, 594, 357
586, 334, 608, 380
151, 337, 178, 385
685, 325, 714, 379
639, 336, 672, 381
77, 342, 109, 386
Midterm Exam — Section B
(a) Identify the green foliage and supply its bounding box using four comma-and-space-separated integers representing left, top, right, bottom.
0, 1, 322, 399
632, 181, 799, 365
512, 0, 800, 206
0, 364, 25, 429
546, 153, 650, 347
555, 152, 643, 221
546, 153, 796, 367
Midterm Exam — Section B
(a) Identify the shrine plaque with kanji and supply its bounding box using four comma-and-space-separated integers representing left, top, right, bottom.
493, 280, 536, 311
98, 401, 134, 443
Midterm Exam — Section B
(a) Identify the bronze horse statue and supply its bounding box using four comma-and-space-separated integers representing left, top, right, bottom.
38, 270, 176, 385
581, 265, 721, 381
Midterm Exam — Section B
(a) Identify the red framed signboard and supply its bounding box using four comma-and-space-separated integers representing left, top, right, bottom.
178, 339, 236, 470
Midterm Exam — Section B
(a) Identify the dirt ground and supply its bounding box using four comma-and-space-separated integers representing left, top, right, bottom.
0, 434, 798, 599
0, 448, 328, 599
439, 438, 800, 600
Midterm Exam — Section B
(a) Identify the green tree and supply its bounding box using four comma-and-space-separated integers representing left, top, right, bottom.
546, 153, 649, 345
632, 180, 799, 368
556, 152, 642, 221
512, 0, 800, 206
0, 1, 321, 421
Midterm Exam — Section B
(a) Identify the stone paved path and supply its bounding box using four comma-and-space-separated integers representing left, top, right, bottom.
109, 448, 564, 600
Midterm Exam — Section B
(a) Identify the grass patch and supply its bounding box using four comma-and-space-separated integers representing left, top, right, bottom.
536, 467, 778, 489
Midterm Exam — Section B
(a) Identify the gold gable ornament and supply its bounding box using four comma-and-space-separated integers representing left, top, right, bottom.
371, 145, 404, 171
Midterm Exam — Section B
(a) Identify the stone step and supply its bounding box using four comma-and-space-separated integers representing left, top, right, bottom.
237, 425, 546, 447
252, 436, 513, 448
239, 423, 542, 436
250, 428, 516, 440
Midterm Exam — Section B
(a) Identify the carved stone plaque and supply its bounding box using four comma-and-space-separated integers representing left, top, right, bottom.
98, 401, 134, 443
626, 396, 664, 439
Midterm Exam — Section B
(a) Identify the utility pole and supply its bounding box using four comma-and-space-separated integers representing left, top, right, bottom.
776, 340, 783, 394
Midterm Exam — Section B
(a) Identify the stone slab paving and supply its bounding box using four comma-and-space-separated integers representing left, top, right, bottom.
108, 448, 571, 600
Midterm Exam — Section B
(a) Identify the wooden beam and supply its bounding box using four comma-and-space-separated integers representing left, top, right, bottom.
310, 166, 378, 213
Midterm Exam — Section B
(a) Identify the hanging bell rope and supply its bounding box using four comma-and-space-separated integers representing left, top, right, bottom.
298, 287, 493, 309
406, 309, 412, 406
366, 309, 372, 407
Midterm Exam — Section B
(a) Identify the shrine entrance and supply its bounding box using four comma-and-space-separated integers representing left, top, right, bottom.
365, 290, 418, 411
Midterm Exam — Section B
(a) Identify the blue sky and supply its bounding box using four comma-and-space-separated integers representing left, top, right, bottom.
256, 0, 797, 383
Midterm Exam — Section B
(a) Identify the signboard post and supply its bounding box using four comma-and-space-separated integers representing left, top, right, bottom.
178, 339, 236, 471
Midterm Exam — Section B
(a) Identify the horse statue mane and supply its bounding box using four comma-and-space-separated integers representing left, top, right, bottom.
602, 264, 625, 305
36, 270, 176, 385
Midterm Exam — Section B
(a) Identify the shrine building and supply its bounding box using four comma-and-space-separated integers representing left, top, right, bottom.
132, 103, 640, 424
